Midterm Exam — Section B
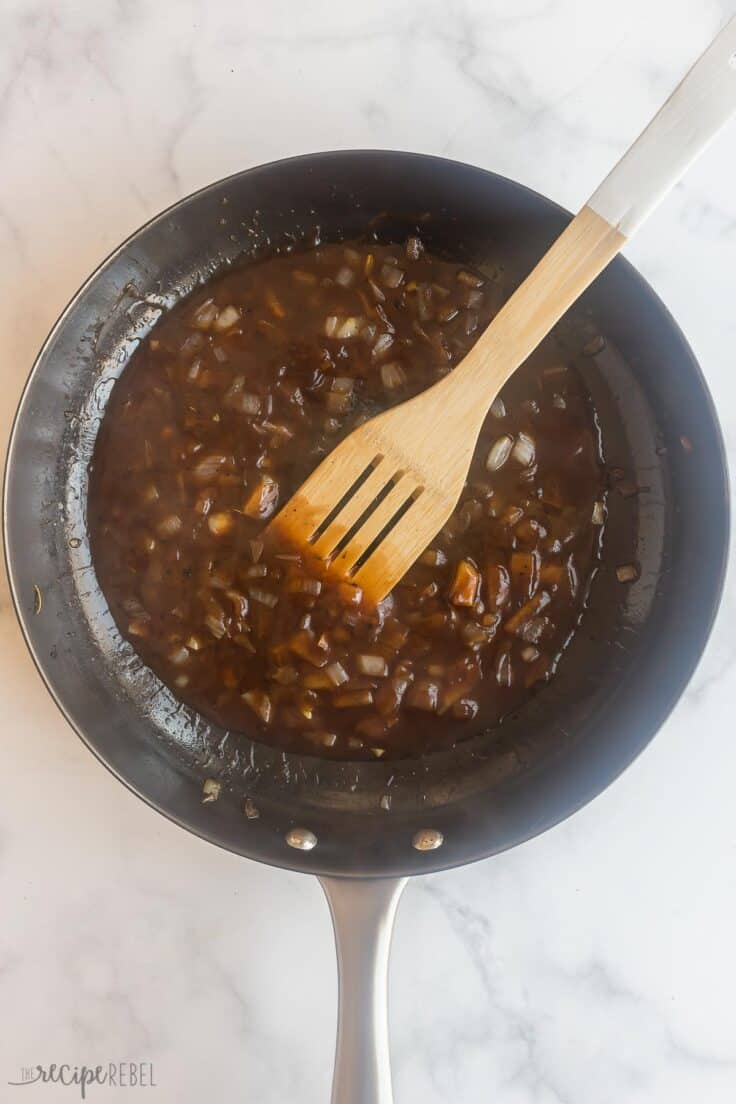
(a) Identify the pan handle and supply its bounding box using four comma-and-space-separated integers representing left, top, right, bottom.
319, 876, 408, 1104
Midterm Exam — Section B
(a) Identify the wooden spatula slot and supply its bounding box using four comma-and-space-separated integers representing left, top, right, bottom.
309, 455, 384, 549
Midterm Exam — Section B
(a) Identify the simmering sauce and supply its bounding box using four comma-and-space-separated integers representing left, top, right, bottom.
89, 238, 606, 760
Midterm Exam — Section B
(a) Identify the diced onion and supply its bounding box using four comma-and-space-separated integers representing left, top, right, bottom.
289, 628, 329, 667
186, 358, 203, 382
193, 453, 227, 482
616, 563, 640, 583
205, 611, 227, 639
416, 284, 433, 322
449, 559, 481, 606
511, 433, 536, 467
380, 263, 405, 289
405, 236, 424, 261
326, 391, 353, 414
335, 265, 355, 287
324, 315, 339, 337
464, 288, 484, 310
464, 311, 479, 335
168, 645, 190, 666
303, 671, 334, 690
242, 689, 273, 724
334, 689, 374, 708
249, 587, 278, 608
272, 666, 299, 685
179, 332, 204, 358
357, 654, 388, 677
503, 589, 550, 635
246, 563, 268, 578
437, 303, 459, 323
209, 568, 232, 590
380, 361, 406, 390
336, 316, 363, 340
371, 333, 395, 361
583, 335, 605, 356
243, 475, 279, 519
592, 501, 606, 525
292, 268, 317, 286
419, 548, 447, 567
156, 514, 182, 538
453, 699, 479, 720
265, 288, 286, 319
460, 621, 494, 647
326, 661, 349, 686
213, 305, 240, 332
207, 511, 234, 536
375, 304, 395, 333
202, 779, 221, 803
491, 397, 506, 419
457, 270, 484, 288
496, 650, 512, 688
286, 576, 322, 596
375, 677, 410, 717
262, 420, 294, 440
191, 299, 218, 330
238, 393, 262, 415
331, 377, 355, 393
338, 582, 363, 606
486, 435, 514, 471
406, 680, 439, 712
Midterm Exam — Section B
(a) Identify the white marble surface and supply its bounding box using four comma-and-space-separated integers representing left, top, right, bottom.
2, 1, 735, 1101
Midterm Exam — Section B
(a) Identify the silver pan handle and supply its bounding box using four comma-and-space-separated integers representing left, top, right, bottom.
319, 876, 408, 1104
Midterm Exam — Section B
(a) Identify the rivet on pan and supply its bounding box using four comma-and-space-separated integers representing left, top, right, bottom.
286, 827, 317, 851
412, 828, 443, 851
244, 798, 260, 820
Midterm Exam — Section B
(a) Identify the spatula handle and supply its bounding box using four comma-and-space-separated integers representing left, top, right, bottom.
452, 17, 736, 407
589, 16, 736, 235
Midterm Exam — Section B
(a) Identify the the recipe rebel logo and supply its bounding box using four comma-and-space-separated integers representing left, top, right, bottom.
8, 1062, 157, 1098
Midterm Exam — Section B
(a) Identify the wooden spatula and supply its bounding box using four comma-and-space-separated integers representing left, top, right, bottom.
269, 18, 736, 606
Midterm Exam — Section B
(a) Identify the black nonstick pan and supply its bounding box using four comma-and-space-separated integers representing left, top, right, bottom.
4, 152, 729, 1103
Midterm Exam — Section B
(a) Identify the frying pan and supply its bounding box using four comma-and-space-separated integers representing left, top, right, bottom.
4, 151, 729, 1103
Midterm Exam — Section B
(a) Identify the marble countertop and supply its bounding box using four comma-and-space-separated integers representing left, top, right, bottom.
2, 1, 735, 1101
